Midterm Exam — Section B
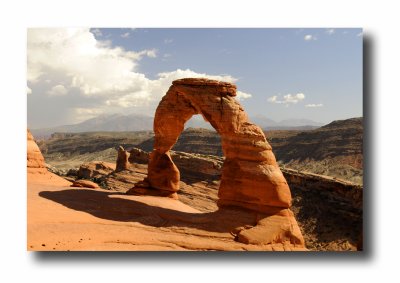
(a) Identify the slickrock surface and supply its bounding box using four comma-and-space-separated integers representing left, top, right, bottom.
104, 165, 147, 192
29, 183, 306, 251
131, 78, 305, 248
28, 128, 305, 251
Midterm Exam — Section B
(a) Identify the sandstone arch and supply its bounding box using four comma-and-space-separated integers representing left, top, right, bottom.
147, 78, 292, 214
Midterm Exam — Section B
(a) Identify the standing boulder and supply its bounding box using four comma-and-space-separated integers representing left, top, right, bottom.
116, 146, 130, 172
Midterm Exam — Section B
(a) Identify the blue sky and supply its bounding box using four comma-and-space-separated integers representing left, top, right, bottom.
27, 28, 362, 128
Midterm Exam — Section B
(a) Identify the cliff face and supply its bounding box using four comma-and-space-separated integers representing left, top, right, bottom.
270, 118, 363, 165
281, 168, 362, 211
38, 131, 154, 156
268, 118, 363, 183
282, 168, 362, 251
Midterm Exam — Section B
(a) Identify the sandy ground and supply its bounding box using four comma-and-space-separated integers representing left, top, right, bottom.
28, 170, 305, 251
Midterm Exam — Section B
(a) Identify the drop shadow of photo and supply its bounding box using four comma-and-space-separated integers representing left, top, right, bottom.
32, 33, 373, 264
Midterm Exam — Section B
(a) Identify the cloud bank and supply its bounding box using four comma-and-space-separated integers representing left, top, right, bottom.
27, 28, 252, 127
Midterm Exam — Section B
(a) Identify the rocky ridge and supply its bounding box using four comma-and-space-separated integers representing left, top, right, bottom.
37, 117, 363, 184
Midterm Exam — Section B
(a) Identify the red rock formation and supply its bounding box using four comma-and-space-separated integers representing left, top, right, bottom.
71, 179, 100, 189
116, 146, 130, 172
148, 150, 180, 192
27, 129, 71, 186
27, 129, 46, 173
145, 78, 292, 211
77, 161, 115, 179
130, 78, 305, 247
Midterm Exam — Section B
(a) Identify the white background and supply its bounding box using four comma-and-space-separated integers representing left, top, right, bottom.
0, 0, 397, 282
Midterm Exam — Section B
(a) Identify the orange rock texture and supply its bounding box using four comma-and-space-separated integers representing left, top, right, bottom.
27, 129, 46, 173
116, 146, 130, 172
71, 179, 100, 189
148, 78, 292, 212
137, 78, 305, 247
27, 126, 305, 250
27, 129, 71, 187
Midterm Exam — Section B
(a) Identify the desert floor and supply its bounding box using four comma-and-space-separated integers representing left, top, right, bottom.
28, 171, 305, 251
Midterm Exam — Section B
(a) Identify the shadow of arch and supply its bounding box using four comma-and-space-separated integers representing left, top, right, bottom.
38, 189, 261, 233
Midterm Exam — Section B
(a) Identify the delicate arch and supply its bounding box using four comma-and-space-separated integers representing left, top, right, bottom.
147, 78, 292, 213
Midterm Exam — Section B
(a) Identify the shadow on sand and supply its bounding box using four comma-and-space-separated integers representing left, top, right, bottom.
39, 188, 258, 234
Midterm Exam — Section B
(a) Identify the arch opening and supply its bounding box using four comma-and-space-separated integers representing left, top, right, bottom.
183, 114, 214, 130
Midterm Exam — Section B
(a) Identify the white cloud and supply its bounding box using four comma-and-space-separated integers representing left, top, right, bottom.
305, 103, 323, 108
304, 34, 317, 41
28, 28, 156, 95
91, 28, 102, 37
326, 29, 335, 35
164, 38, 173, 44
236, 91, 252, 101
73, 107, 104, 123
27, 28, 251, 125
27, 86, 32, 95
286, 93, 305, 103
47, 84, 67, 96
144, 49, 157, 58
268, 93, 305, 105
268, 95, 277, 103
121, 32, 130, 38
157, 69, 237, 83
90, 67, 252, 119
104, 68, 246, 108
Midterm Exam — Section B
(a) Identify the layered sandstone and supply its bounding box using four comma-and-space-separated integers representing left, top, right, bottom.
129, 147, 222, 177
282, 168, 363, 212
27, 129, 46, 173
27, 129, 71, 186
128, 78, 305, 248
144, 78, 292, 211
77, 161, 115, 179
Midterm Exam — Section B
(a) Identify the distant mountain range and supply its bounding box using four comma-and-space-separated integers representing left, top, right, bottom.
250, 115, 324, 129
31, 114, 154, 138
30, 113, 324, 138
